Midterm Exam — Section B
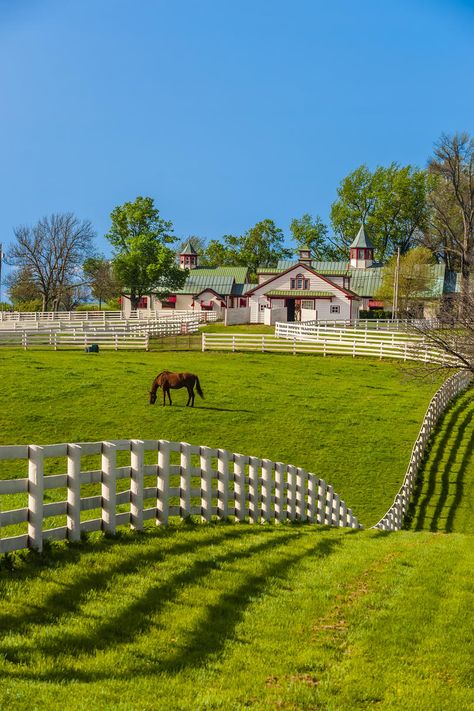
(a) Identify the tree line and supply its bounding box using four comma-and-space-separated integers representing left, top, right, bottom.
4, 131, 473, 312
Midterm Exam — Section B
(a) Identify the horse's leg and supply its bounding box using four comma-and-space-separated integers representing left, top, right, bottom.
168, 388, 172, 406
163, 387, 166, 406
190, 386, 195, 407
186, 386, 191, 406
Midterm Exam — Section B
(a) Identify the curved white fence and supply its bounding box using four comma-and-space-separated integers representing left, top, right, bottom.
373, 370, 473, 531
0, 439, 361, 554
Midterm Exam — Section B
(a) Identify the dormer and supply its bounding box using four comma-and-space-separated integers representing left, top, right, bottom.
179, 241, 199, 270
349, 225, 374, 269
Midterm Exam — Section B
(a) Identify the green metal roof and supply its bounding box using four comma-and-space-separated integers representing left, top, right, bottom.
175, 275, 236, 296
231, 282, 256, 296
180, 241, 198, 255
348, 268, 384, 296
276, 260, 351, 272
265, 290, 334, 298
349, 225, 375, 249
191, 266, 250, 282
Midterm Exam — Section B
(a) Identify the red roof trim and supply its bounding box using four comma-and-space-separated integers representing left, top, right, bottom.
244, 263, 357, 299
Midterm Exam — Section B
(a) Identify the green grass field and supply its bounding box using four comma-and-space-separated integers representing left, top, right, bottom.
1, 348, 473, 710
0, 525, 473, 711
0, 349, 440, 526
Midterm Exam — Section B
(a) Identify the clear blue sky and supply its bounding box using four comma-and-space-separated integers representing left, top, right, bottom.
1, 0, 473, 264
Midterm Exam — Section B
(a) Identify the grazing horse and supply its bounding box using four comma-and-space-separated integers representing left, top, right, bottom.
149, 371, 204, 407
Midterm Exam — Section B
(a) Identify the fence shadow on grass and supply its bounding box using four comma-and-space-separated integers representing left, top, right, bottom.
0, 525, 266, 656
407, 392, 474, 532
1, 527, 345, 683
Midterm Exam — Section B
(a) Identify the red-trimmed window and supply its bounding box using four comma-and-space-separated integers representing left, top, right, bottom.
291, 274, 310, 290
137, 296, 148, 309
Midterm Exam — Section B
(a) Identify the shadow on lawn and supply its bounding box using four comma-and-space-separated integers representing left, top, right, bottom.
408, 393, 474, 532
1, 527, 345, 683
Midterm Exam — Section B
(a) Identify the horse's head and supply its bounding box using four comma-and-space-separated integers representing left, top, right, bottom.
149, 389, 158, 405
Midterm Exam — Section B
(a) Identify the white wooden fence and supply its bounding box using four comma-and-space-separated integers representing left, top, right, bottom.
0, 309, 217, 324
0, 439, 361, 554
0, 317, 202, 350
373, 370, 473, 531
202, 330, 454, 365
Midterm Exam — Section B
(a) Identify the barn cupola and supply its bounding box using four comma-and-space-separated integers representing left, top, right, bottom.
298, 245, 313, 266
179, 241, 199, 270
349, 225, 375, 269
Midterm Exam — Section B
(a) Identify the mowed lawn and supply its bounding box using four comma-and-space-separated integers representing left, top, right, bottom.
0, 525, 473, 711
0, 348, 440, 526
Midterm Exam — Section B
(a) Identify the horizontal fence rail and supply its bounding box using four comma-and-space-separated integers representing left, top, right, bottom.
305, 318, 441, 331
0, 439, 361, 554
202, 331, 456, 365
0, 310, 218, 324
0, 317, 202, 350
373, 370, 473, 531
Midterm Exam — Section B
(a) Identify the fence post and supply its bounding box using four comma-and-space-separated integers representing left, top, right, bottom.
200, 446, 213, 522
28, 445, 44, 552
248, 456, 260, 524
261, 459, 273, 522
157, 440, 170, 525
274, 462, 286, 523
307, 473, 316, 523
102, 442, 117, 534
317, 479, 327, 524
325, 484, 334, 525
67, 443, 82, 542
287, 464, 297, 521
201, 333, 205, 352
130, 440, 145, 531
233, 454, 246, 522
180, 442, 192, 519
296, 467, 307, 521
217, 449, 230, 519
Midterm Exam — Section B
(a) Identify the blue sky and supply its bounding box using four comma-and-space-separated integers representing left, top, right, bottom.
1, 0, 473, 265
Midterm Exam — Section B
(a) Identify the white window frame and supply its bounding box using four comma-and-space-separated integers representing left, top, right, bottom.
330, 305, 340, 314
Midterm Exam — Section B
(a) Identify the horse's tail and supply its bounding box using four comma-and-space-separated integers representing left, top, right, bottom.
195, 376, 204, 399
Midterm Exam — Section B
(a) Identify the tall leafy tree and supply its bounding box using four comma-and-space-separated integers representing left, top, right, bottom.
375, 247, 435, 316
427, 132, 474, 305
290, 213, 341, 259
7, 213, 95, 311
105, 196, 187, 310
83, 256, 121, 308
330, 164, 429, 261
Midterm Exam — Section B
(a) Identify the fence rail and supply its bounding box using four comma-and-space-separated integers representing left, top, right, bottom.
373, 370, 473, 531
0, 439, 361, 554
0, 317, 202, 350
201, 331, 455, 365
0, 309, 217, 324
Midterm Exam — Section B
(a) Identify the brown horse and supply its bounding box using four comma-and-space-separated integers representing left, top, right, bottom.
149, 371, 204, 407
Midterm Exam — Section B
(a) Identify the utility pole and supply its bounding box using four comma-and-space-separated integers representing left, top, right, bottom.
392, 246, 401, 320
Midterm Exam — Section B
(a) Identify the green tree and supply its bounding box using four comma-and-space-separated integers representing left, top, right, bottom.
105, 196, 187, 310
204, 237, 239, 267
375, 247, 435, 316
427, 132, 474, 306
330, 164, 429, 261
290, 213, 341, 259
83, 256, 121, 308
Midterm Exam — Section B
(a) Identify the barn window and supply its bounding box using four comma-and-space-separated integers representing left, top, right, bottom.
290, 278, 295, 289
296, 274, 304, 289
137, 296, 148, 309
301, 300, 314, 309
330, 305, 340, 314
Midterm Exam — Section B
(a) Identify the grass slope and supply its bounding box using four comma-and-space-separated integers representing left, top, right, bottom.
0, 349, 439, 526
0, 525, 472, 711
407, 387, 474, 534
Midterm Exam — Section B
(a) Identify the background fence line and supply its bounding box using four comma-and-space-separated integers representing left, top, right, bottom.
202, 331, 456, 365
0, 309, 217, 323
372, 370, 473, 531
0, 440, 361, 554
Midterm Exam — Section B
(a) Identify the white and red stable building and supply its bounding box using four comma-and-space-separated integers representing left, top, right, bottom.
245, 260, 361, 324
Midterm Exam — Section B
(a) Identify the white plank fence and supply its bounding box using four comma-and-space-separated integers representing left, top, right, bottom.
372, 370, 473, 531
0, 439, 361, 554
202, 330, 455, 365
0, 309, 218, 324
0, 316, 202, 350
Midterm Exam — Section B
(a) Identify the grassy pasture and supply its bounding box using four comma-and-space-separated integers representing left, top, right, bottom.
0, 348, 440, 526
0, 349, 473, 710
0, 525, 473, 711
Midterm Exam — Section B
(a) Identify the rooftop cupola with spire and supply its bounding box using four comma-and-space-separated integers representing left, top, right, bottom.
298, 245, 313, 266
349, 225, 375, 269
179, 240, 199, 270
